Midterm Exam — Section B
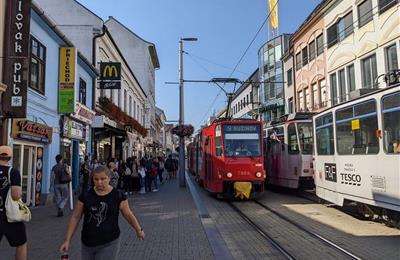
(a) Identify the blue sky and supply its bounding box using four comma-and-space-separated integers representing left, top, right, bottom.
78, 0, 321, 129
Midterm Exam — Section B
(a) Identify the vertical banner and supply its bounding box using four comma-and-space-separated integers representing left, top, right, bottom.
59, 47, 77, 113
2, 0, 31, 118
268, 0, 279, 30
35, 146, 43, 206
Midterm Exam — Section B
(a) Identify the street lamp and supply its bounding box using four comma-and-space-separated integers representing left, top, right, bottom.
178, 37, 197, 187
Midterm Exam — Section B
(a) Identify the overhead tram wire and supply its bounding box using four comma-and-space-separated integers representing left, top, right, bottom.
186, 52, 249, 76
184, 52, 228, 127
198, 0, 280, 124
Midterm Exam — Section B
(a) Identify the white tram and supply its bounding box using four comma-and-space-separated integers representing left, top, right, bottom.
264, 113, 314, 189
313, 84, 400, 221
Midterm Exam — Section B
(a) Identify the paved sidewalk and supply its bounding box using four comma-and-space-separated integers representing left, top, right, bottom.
0, 178, 214, 259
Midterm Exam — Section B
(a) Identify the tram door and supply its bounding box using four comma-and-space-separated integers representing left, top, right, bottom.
12, 144, 41, 206
204, 136, 213, 187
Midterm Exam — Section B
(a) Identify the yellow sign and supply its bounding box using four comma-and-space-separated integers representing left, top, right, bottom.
351, 119, 360, 130
103, 65, 118, 78
100, 62, 121, 81
59, 47, 76, 89
59, 47, 76, 113
268, 0, 279, 29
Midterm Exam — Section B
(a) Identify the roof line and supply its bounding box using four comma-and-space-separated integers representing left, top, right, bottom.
32, 1, 99, 75
105, 16, 160, 69
73, 0, 103, 22
104, 29, 147, 98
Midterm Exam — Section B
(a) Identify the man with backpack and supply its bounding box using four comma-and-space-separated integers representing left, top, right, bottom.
51, 154, 71, 217
0, 146, 27, 260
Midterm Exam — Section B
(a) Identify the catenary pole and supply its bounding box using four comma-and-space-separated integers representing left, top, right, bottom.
178, 39, 185, 187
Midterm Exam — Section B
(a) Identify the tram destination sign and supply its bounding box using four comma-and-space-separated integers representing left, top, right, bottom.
224, 124, 260, 133
2, 0, 31, 118
12, 119, 53, 143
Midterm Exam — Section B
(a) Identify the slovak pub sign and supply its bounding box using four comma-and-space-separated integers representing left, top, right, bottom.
2, 0, 31, 118
59, 47, 77, 113
99, 62, 121, 89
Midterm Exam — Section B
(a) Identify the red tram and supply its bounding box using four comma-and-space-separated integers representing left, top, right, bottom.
189, 119, 265, 199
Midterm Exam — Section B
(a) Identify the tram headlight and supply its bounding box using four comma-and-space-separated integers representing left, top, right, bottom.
226, 172, 233, 178
255, 172, 262, 178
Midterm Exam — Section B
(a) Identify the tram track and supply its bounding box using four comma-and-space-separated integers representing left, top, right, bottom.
228, 202, 296, 260
253, 200, 362, 260
229, 200, 363, 260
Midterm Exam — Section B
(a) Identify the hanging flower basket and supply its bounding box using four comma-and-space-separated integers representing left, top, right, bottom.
172, 124, 194, 137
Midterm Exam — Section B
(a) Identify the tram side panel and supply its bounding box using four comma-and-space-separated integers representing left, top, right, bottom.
313, 88, 400, 212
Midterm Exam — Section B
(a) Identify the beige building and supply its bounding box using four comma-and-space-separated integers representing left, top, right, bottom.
325, 0, 399, 105
291, 0, 331, 113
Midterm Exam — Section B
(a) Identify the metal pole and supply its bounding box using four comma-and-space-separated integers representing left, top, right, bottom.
178, 40, 186, 187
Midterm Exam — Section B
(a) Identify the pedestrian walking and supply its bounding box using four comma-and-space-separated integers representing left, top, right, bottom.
107, 160, 119, 189
51, 154, 71, 217
138, 165, 146, 194
158, 156, 165, 184
151, 158, 159, 192
145, 158, 153, 192
124, 161, 133, 195
0, 145, 27, 260
59, 165, 145, 260
80, 156, 90, 196
130, 157, 140, 192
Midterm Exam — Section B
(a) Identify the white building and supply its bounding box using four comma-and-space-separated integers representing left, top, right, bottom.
282, 51, 295, 114
105, 17, 160, 147
231, 69, 260, 119
324, 0, 399, 105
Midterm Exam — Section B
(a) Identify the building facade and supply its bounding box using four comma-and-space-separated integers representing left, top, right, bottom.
282, 49, 295, 114
291, 1, 329, 112
258, 34, 291, 123
231, 69, 260, 119
325, 0, 399, 106
105, 17, 160, 150
4, 3, 97, 205
94, 30, 147, 161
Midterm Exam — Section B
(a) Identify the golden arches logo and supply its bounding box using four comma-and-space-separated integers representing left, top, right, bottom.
103, 65, 119, 78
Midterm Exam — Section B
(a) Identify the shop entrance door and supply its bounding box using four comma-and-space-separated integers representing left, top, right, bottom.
12, 143, 43, 206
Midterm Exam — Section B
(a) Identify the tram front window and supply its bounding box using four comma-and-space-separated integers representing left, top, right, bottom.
297, 122, 313, 154
315, 113, 334, 155
223, 124, 261, 157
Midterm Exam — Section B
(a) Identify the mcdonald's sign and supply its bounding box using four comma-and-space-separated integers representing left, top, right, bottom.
100, 62, 121, 81
99, 62, 121, 89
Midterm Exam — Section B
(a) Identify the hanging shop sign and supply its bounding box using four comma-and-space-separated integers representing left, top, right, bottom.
70, 102, 96, 124
59, 47, 77, 113
99, 62, 121, 89
35, 146, 43, 206
62, 117, 85, 140
12, 119, 53, 143
2, 0, 31, 118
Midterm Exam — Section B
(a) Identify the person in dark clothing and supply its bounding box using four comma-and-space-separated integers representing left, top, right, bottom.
144, 158, 153, 192
0, 146, 27, 260
52, 154, 71, 217
59, 165, 145, 260
80, 156, 90, 196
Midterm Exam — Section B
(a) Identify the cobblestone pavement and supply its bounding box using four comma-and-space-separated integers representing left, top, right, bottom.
257, 190, 400, 260
0, 178, 214, 260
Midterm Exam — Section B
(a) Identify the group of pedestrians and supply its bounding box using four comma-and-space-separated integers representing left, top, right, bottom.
79, 154, 179, 196
0, 144, 181, 260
